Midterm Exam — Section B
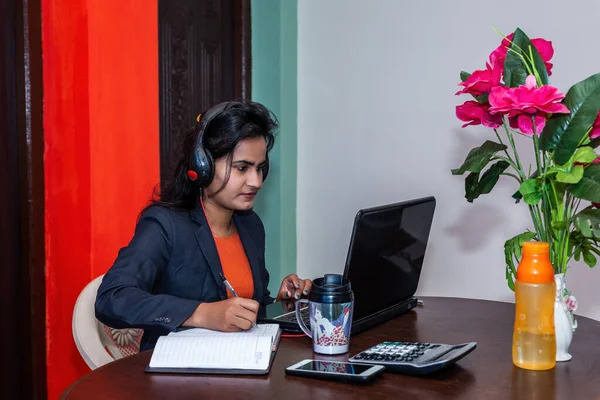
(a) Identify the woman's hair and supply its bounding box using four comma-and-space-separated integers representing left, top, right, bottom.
145, 100, 278, 213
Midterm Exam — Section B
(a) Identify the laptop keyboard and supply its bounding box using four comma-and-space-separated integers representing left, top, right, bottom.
274, 306, 311, 327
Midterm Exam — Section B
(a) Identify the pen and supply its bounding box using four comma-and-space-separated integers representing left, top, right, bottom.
219, 272, 257, 328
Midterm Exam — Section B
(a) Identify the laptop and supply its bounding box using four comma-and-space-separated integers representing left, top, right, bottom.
259, 196, 436, 334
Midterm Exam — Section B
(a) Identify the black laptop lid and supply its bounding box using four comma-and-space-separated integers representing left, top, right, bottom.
343, 196, 436, 321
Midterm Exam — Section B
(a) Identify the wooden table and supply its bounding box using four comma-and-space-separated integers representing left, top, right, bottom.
61, 297, 600, 400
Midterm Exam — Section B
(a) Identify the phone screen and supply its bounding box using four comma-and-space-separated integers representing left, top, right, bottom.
297, 361, 373, 375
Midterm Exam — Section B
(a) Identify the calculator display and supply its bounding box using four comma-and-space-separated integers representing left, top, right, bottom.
297, 361, 372, 374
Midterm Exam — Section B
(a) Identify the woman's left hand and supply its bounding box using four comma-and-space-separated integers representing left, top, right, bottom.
276, 274, 312, 309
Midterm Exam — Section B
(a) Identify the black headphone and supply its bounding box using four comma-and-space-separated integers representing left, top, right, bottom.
186, 101, 270, 188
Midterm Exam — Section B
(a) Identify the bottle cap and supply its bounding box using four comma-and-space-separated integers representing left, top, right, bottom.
521, 241, 549, 254
517, 242, 554, 284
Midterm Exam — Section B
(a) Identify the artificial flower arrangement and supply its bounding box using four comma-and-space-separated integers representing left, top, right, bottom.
452, 28, 600, 321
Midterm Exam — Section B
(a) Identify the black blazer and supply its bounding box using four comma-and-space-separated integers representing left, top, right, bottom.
94, 203, 274, 351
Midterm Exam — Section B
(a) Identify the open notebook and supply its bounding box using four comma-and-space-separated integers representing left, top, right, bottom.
144, 324, 281, 375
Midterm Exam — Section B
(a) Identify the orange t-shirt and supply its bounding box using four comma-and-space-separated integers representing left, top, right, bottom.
213, 233, 254, 299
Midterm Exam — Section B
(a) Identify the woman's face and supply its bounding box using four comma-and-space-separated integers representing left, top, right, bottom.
204, 137, 268, 211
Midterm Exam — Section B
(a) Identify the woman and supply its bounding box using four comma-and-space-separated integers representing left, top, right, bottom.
95, 100, 311, 351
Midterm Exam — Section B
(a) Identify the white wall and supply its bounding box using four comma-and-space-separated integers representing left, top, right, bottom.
297, 0, 600, 321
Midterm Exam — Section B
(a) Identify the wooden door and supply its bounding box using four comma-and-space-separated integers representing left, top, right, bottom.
0, 0, 46, 398
158, 0, 251, 184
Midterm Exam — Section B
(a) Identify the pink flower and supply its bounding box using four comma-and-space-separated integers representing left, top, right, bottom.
590, 111, 600, 139
488, 75, 569, 134
456, 63, 502, 96
564, 295, 578, 312
531, 38, 554, 75
490, 33, 554, 77
456, 101, 503, 128
508, 114, 549, 135
489, 76, 568, 116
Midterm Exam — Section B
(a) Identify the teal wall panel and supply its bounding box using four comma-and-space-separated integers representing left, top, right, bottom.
252, 0, 298, 295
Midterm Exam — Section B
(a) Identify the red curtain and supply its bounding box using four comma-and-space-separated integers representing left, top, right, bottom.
42, 0, 159, 397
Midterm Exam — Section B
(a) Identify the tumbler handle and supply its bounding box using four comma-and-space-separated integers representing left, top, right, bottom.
294, 299, 311, 337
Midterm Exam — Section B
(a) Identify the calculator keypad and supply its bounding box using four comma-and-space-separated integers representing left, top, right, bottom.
352, 341, 440, 364
349, 340, 477, 375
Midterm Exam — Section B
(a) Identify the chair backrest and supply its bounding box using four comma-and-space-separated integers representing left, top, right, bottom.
72, 274, 143, 369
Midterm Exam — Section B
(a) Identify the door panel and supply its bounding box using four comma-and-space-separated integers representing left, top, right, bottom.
158, 0, 250, 184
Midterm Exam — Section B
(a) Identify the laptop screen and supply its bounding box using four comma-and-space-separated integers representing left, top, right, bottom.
343, 197, 435, 321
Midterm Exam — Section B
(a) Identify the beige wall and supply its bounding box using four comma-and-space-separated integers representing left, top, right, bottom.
297, 0, 600, 321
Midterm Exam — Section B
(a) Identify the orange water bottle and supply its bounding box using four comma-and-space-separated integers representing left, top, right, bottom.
512, 241, 556, 370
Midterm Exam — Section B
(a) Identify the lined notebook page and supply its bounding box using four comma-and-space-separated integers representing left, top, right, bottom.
149, 335, 272, 370
168, 324, 279, 340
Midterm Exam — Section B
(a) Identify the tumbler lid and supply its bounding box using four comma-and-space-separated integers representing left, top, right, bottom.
311, 274, 352, 296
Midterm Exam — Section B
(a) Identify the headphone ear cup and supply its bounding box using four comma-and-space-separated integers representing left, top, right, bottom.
187, 126, 215, 188
187, 102, 232, 187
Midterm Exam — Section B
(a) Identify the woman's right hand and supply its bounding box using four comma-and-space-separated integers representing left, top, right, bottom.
183, 297, 259, 331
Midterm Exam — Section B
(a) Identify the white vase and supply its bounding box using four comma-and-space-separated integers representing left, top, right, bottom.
554, 273, 576, 362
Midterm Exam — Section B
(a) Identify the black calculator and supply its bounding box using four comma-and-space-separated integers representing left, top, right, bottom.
348, 341, 477, 375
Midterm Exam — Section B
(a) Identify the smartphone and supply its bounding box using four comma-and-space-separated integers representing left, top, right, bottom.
285, 359, 385, 382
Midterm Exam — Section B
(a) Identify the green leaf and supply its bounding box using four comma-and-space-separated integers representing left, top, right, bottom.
504, 231, 537, 291
574, 247, 582, 261
475, 93, 489, 104
556, 165, 584, 184
573, 206, 600, 239
569, 230, 585, 258
551, 220, 568, 230
504, 55, 527, 88
503, 28, 549, 88
519, 179, 539, 195
539, 72, 600, 163
512, 191, 522, 203
568, 162, 600, 202
583, 250, 597, 267
546, 165, 569, 175
464, 161, 509, 202
507, 274, 514, 291
550, 182, 567, 210
519, 178, 544, 205
464, 172, 479, 202
460, 71, 470, 82
512, 171, 540, 203
512, 237, 524, 262
573, 146, 598, 164
524, 192, 543, 205
588, 246, 600, 257
451, 141, 507, 175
